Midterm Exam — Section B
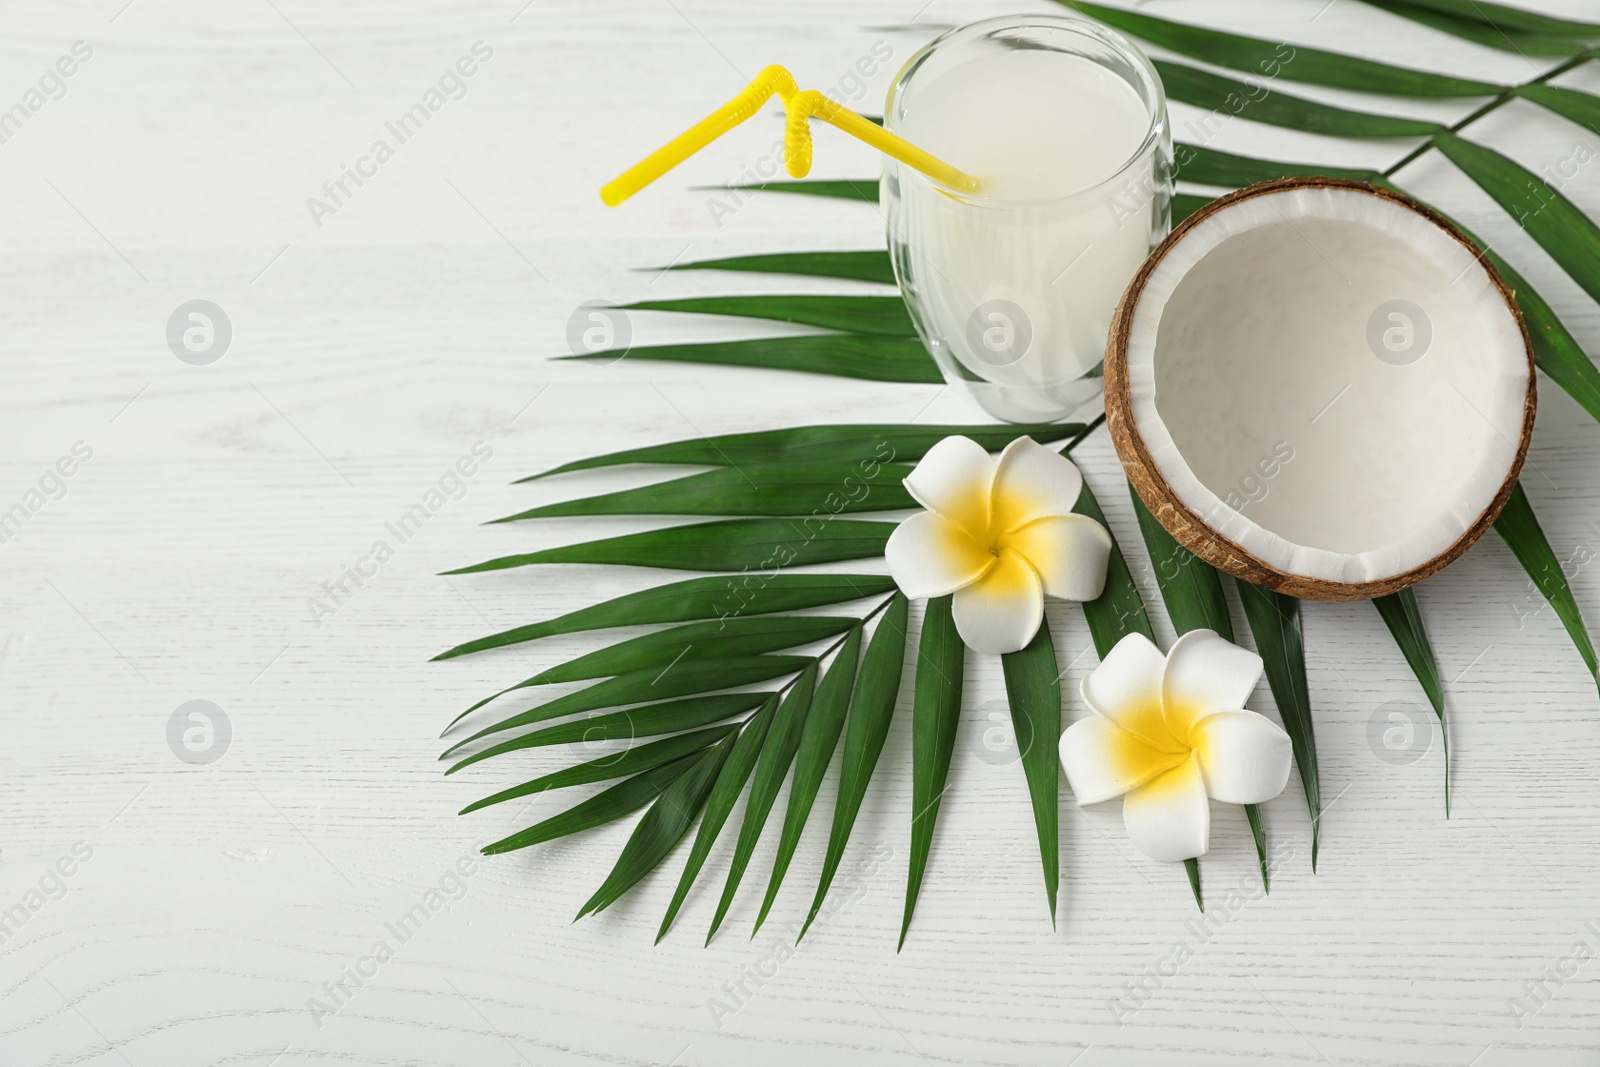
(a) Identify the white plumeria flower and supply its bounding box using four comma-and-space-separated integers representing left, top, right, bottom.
1059, 630, 1293, 862
884, 435, 1112, 655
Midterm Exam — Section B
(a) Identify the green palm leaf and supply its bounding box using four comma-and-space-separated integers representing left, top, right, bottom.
577, 731, 738, 918
1502, 258, 1600, 425
622, 294, 915, 336
800, 593, 908, 941
443, 517, 896, 575
1175, 143, 1380, 187
657, 696, 780, 938
521, 423, 1081, 481
1517, 84, 1600, 134
1494, 482, 1599, 686
1156, 61, 1443, 139
1184, 858, 1205, 910
460, 725, 735, 815
1073, 478, 1156, 657
753, 626, 862, 937
1433, 133, 1600, 307
1129, 490, 1234, 639
482, 751, 703, 855
1173, 192, 1212, 226
1358, 0, 1600, 36
1236, 581, 1321, 869
446, 690, 774, 775
445, 616, 856, 734
1001, 619, 1062, 923
479, 615, 854, 692
561, 334, 939, 383
1244, 806, 1268, 891
1067, 1, 1503, 96
1362, 1, 1589, 56
443, 657, 806, 757
707, 662, 820, 942
715, 179, 879, 202
434, 573, 893, 660
494, 461, 914, 522
660, 250, 895, 285
1373, 589, 1449, 811
901, 595, 963, 949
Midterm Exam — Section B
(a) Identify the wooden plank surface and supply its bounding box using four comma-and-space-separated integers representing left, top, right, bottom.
2, 0, 1600, 1063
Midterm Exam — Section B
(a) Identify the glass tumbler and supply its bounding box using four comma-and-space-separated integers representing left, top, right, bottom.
883, 13, 1172, 423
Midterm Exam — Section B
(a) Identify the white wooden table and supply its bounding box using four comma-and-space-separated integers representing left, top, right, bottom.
4, 1, 1600, 1063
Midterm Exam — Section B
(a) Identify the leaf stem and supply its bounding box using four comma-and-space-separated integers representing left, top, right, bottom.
1062, 412, 1107, 454
1382, 48, 1596, 179
770, 591, 898, 702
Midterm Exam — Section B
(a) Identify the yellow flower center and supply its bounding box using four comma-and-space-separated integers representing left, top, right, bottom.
927, 468, 1057, 596
1104, 697, 1207, 789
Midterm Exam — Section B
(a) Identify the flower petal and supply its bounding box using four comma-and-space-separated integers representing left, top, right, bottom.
1190, 709, 1293, 805
1060, 714, 1188, 805
990, 436, 1085, 532
1161, 628, 1264, 742
1000, 514, 1112, 602
1080, 632, 1184, 753
902, 435, 994, 537
885, 511, 994, 598
1122, 755, 1211, 862
951, 549, 1042, 654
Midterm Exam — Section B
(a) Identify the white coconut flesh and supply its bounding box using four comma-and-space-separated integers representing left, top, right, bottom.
1123, 184, 1530, 586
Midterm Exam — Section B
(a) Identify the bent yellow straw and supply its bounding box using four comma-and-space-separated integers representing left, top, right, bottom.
600, 64, 981, 206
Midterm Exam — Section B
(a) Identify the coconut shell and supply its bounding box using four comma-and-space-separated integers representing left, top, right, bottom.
1104, 177, 1536, 602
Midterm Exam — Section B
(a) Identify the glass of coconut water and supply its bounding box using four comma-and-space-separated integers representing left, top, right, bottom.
884, 14, 1171, 423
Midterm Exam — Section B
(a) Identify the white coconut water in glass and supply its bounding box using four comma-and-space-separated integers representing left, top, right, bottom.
884, 14, 1171, 423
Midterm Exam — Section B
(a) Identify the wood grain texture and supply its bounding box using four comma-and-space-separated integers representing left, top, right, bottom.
1, 1, 1599, 1065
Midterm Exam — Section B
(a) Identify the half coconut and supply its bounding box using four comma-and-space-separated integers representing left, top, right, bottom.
1106, 177, 1535, 601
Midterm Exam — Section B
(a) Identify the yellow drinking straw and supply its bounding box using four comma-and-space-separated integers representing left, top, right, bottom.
600, 64, 981, 206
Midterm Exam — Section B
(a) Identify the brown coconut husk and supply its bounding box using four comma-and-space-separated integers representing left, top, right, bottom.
1104, 177, 1536, 602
